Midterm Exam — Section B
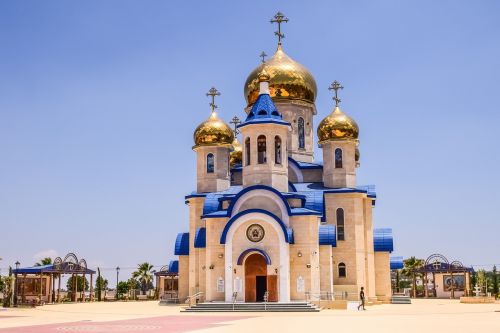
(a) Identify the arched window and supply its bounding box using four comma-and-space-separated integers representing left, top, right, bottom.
298, 117, 305, 149
336, 208, 345, 241
206, 153, 214, 173
257, 135, 267, 164
245, 137, 251, 165
335, 148, 343, 168
338, 262, 346, 278
274, 136, 282, 165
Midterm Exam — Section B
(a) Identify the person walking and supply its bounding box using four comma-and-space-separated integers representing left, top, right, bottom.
357, 286, 366, 310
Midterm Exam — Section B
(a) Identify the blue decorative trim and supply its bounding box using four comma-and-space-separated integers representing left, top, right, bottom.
390, 256, 404, 270
185, 193, 207, 200
318, 225, 337, 247
220, 209, 292, 244
238, 119, 291, 129
174, 232, 190, 255
373, 228, 394, 252
288, 157, 323, 170
194, 227, 206, 248
236, 248, 272, 265
168, 260, 179, 273
227, 185, 289, 217
288, 182, 297, 192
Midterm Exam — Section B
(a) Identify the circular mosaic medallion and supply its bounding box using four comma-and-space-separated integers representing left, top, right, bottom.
246, 224, 265, 242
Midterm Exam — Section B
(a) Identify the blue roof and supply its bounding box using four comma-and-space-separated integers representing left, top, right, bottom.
239, 93, 290, 128
168, 260, 179, 273
174, 232, 190, 255
194, 227, 206, 248
373, 228, 394, 252
13, 264, 95, 275
390, 256, 404, 270
318, 225, 337, 246
288, 157, 323, 170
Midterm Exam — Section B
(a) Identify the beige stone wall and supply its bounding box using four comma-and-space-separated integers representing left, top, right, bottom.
205, 217, 227, 301
321, 140, 357, 188
374, 252, 391, 299
187, 197, 205, 297
301, 168, 323, 183
319, 245, 333, 294
178, 255, 189, 301
195, 146, 231, 193
363, 198, 376, 298
241, 123, 289, 192
289, 215, 320, 300
274, 100, 316, 163
230, 170, 242, 186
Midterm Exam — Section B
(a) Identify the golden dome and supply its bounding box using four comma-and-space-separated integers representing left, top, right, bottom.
193, 111, 234, 148
229, 138, 243, 167
244, 45, 317, 106
317, 106, 359, 143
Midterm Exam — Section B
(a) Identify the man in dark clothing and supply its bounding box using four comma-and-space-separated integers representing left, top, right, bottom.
357, 287, 366, 310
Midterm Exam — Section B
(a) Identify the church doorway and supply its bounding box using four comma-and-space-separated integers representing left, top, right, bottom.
244, 252, 278, 302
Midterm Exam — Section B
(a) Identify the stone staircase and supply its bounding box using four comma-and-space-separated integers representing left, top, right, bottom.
391, 295, 411, 304
182, 302, 320, 312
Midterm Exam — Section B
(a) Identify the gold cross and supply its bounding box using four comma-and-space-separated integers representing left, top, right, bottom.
206, 87, 221, 112
270, 12, 289, 46
230, 116, 241, 135
260, 51, 268, 63
328, 81, 344, 107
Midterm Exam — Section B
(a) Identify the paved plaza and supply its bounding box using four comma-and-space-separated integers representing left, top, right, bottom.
0, 299, 498, 333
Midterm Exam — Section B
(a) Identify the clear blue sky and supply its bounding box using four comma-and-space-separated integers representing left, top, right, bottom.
1, 0, 499, 285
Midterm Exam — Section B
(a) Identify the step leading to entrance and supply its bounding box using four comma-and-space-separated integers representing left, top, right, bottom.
182, 302, 320, 312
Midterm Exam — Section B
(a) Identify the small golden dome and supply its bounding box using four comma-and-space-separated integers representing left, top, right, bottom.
229, 138, 243, 167
193, 111, 234, 148
317, 106, 359, 143
244, 45, 317, 106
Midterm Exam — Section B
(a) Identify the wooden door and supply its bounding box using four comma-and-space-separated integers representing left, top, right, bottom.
267, 275, 278, 302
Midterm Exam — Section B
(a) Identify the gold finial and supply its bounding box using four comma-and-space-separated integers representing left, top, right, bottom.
328, 80, 344, 107
206, 87, 221, 113
230, 116, 241, 136
270, 11, 289, 46
260, 51, 268, 63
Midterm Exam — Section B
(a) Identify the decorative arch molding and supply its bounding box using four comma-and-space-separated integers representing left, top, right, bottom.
237, 248, 272, 266
220, 209, 292, 244
288, 159, 304, 183
425, 253, 449, 266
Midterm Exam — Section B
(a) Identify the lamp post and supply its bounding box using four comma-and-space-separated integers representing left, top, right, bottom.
14, 261, 20, 307
116, 266, 120, 300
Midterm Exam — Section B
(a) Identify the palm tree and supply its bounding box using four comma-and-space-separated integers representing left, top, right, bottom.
132, 262, 154, 295
34, 257, 52, 266
402, 256, 424, 298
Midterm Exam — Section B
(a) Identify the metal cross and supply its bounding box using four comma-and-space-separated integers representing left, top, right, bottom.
432, 260, 441, 270
328, 80, 344, 107
260, 51, 268, 63
270, 12, 289, 46
230, 116, 241, 135
206, 87, 221, 112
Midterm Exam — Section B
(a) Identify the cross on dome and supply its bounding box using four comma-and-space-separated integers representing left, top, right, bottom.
270, 11, 289, 46
206, 87, 221, 113
260, 51, 268, 63
230, 116, 241, 136
328, 80, 344, 107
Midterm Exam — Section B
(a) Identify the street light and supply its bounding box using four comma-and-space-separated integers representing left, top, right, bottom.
14, 261, 20, 307
116, 266, 120, 300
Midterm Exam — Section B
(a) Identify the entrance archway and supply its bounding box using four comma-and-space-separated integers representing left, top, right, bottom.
244, 253, 278, 302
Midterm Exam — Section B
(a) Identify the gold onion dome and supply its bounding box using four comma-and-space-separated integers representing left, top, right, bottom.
230, 138, 243, 166
317, 106, 359, 143
193, 111, 234, 148
244, 45, 317, 106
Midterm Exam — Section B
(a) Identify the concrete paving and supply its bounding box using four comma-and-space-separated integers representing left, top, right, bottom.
0, 299, 498, 332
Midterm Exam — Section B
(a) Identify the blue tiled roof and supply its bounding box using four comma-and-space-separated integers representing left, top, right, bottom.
174, 232, 189, 255
13, 264, 96, 275
318, 225, 337, 246
202, 186, 242, 215
194, 227, 206, 248
239, 94, 290, 128
168, 260, 179, 273
374, 228, 394, 252
288, 157, 323, 170
390, 256, 404, 270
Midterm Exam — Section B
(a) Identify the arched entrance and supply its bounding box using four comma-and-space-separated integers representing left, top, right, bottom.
244, 253, 278, 302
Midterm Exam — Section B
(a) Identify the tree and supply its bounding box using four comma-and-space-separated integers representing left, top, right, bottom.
492, 266, 498, 298
116, 281, 129, 298
402, 256, 424, 298
95, 268, 108, 302
132, 263, 154, 294
34, 257, 52, 267
477, 269, 487, 294
66, 275, 89, 292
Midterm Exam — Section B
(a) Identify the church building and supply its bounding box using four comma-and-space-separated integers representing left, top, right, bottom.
172, 12, 395, 303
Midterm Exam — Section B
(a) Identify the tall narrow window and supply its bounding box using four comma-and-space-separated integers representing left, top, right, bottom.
274, 136, 282, 165
335, 148, 343, 168
257, 135, 267, 164
206, 153, 214, 173
336, 208, 345, 241
338, 263, 346, 278
245, 138, 251, 165
298, 117, 305, 149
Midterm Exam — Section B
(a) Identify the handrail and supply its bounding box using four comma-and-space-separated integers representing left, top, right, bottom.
185, 292, 204, 306
232, 292, 238, 311
263, 291, 269, 311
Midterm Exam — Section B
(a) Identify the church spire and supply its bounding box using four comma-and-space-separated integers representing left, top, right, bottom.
270, 11, 289, 48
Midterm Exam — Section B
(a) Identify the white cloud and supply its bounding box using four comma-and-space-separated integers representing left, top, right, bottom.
33, 249, 59, 262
